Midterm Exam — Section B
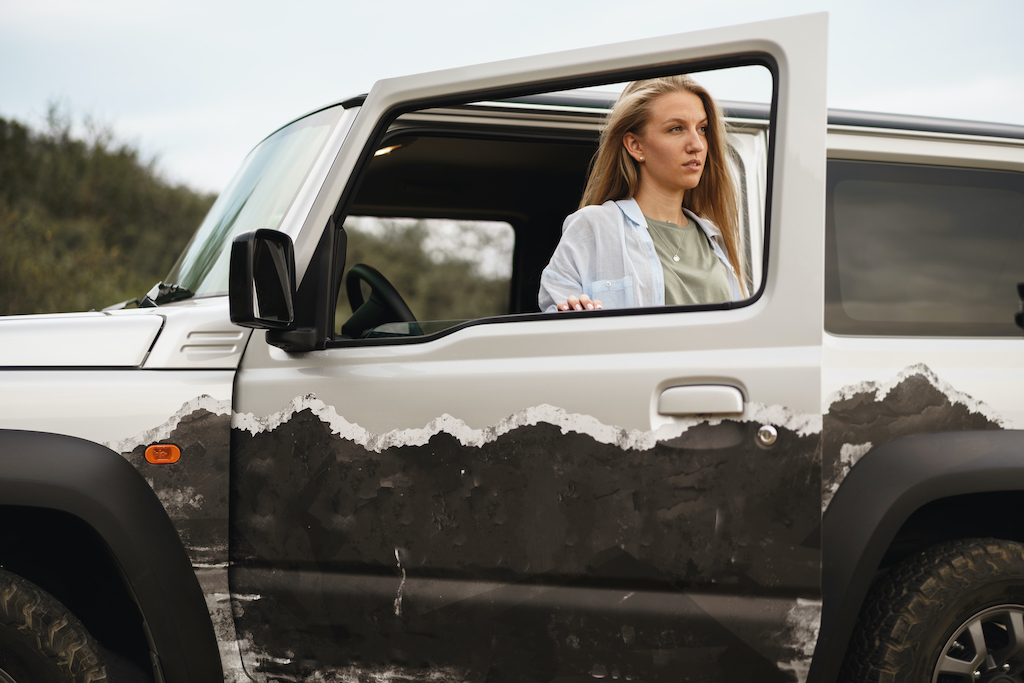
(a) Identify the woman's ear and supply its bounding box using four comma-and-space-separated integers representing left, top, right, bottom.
622, 133, 644, 162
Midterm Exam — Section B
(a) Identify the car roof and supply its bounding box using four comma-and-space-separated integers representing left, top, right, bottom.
499, 91, 1024, 141
325, 90, 1024, 142
268, 89, 1024, 152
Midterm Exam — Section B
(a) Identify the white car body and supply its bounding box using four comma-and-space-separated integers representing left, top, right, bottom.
4, 12, 1024, 683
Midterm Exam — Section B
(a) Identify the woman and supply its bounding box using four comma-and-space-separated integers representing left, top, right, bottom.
538, 75, 747, 312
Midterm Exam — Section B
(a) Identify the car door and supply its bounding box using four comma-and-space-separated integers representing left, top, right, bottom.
230, 14, 828, 683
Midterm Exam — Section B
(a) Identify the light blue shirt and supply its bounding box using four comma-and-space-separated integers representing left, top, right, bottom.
538, 198, 742, 312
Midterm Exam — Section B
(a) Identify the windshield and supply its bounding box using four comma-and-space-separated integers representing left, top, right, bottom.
164, 105, 346, 297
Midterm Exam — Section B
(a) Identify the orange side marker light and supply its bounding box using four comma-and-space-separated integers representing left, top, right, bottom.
145, 444, 181, 464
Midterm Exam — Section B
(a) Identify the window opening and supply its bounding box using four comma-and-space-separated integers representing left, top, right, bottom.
332, 63, 774, 343
336, 217, 515, 338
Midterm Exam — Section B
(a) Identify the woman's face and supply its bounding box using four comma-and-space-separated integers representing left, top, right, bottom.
624, 90, 709, 195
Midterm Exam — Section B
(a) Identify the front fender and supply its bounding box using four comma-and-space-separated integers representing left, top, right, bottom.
811, 429, 1024, 683
0, 429, 223, 683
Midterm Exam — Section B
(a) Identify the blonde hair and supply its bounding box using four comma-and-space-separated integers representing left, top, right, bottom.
580, 75, 747, 294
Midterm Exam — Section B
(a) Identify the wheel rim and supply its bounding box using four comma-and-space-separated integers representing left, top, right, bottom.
933, 604, 1024, 682
0, 666, 17, 683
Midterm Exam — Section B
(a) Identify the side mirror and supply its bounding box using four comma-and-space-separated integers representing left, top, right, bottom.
1016, 283, 1024, 335
229, 229, 296, 329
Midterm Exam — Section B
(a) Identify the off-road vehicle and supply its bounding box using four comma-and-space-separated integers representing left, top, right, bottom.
3, 13, 1024, 683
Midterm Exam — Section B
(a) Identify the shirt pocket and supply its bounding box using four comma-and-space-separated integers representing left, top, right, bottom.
586, 276, 634, 310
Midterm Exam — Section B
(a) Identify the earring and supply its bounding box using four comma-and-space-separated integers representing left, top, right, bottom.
639, 156, 644, 162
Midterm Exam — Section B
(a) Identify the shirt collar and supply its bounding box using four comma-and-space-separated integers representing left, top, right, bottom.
683, 207, 723, 240
615, 198, 723, 240
614, 198, 646, 227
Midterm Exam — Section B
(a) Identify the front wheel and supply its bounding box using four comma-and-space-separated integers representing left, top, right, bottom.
0, 568, 108, 682
842, 538, 1024, 683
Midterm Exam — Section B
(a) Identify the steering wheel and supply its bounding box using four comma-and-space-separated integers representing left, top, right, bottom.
342, 263, 416, 337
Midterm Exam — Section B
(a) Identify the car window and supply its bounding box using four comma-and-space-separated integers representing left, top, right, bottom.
332, 64, 774, 342
825, 160, 1024, 336
334, 217, 514, 337
166, 106, 345, 297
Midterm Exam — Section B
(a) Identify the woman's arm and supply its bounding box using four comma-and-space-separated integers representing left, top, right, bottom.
540, 265, 602, 312
538, 214, 603, 312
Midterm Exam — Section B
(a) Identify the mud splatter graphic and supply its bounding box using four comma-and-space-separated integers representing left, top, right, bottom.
775, 598, 822, 682
823, 364, 1005, 509
115, 396, 231, 567
229, 398, 821, 682
105, 396, 238, 679
232, 395, 822, 453
393, 549, 406, 617
105, 395, 231, 454
196, 567, 253, 683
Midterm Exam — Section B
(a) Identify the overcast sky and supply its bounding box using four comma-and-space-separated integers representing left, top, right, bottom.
2, 0, 1022, 194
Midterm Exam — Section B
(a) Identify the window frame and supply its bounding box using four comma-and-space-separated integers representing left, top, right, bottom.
319, 58, 779, 349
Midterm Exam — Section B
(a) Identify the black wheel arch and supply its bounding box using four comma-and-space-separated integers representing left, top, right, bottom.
810, 429, 1024, 683
0, 429, 223, 683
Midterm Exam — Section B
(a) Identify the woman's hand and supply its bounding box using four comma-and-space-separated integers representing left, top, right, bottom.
556, 294, 603, 312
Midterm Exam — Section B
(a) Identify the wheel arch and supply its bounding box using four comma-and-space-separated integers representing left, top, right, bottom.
877, 491, 1024, 572
0, 505, 154, 674
0, 429, 223, 683
810, 429, 1024, 683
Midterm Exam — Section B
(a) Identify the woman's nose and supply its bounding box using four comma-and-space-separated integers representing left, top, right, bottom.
685, 131, 705, 152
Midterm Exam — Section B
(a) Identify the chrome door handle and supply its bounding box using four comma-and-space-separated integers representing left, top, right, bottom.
658, 385, 745, 416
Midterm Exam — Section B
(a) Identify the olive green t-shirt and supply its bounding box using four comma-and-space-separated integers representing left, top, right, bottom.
644, 216, 731, 306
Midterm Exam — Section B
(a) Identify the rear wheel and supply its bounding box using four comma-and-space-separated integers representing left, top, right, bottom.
934, 604, 1024, 681
842, 538, 1024, 683
0, 568, 108, 682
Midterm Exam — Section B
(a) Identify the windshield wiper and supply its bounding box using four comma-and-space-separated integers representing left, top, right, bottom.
139, 282, 195, 307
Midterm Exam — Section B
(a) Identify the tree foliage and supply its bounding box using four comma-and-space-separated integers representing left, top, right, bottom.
0, 107, 216, 315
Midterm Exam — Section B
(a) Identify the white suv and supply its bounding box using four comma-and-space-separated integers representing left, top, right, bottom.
3, 13, 1024, 683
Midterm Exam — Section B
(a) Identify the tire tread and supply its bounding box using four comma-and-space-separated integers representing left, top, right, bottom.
0, 568, 109, 683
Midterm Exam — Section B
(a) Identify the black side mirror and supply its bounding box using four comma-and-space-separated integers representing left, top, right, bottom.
229, 229, 296, 329
1016, 283, 1024, 335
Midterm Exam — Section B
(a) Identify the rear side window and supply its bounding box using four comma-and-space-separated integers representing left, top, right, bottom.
825, 160, 1024, 336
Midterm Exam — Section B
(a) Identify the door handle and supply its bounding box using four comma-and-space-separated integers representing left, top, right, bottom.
658, 385, 745, 416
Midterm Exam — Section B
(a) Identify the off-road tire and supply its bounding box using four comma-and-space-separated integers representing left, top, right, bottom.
0, 568, 108, 683
841, 538, 1024, 683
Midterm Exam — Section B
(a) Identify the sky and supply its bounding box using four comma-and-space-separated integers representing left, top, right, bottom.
2, 0, 1022, 194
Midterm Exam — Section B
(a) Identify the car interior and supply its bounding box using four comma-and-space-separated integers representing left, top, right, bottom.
334, 105, 604, 338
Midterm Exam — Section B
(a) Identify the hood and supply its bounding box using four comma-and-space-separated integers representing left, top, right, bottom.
0, 311, 164, 368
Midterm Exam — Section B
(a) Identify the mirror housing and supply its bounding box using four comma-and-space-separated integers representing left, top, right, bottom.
229, 229, 296, 330
1016, 282, 1024, 335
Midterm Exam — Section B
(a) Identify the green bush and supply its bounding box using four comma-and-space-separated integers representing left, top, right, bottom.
0, 107, 216, 315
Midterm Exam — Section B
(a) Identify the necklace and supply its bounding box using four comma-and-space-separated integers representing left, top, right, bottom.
664, 221, 688, 262
645, 215, 690, 264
